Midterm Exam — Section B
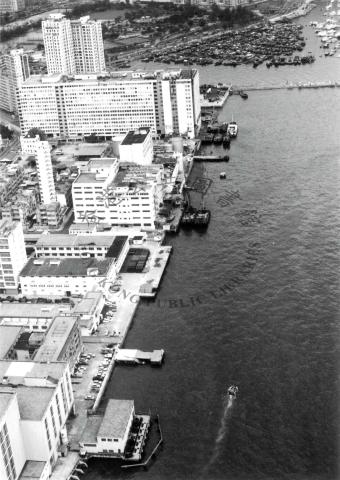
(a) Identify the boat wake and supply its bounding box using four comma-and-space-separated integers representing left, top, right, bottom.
205, 395, 235, 472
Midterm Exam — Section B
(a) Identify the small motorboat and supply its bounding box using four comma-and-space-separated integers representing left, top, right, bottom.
220, 172, 226, 179
227, 385, 239, 398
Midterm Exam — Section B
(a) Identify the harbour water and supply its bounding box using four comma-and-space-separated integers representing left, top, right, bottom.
81, 5, 339, 480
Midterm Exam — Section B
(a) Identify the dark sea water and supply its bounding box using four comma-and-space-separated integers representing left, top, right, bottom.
84, 4, 340, 480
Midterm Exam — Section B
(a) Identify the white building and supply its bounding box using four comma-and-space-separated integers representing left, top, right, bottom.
0, 49, 30, 114
0, 360, 74, 478
0, 0, 25, 13
42, 14, 105, 75
72, 159, 164, 228
17, 69, 201, 140
19, 256, 117, 297
0, 220, 27, 293
34, 233, 129, 268
20, 133, 56, 205
80, 399, 134, 457
119, 128, 153, 165
0, 303, 73, 333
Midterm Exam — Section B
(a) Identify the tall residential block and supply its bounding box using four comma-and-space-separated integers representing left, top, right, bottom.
42, 14, 105, 75
17, 69, 201, 140
0, 0, 25, 13
20, 133, 56, 205
0, 49, 30, 114
0, 220, 27, 293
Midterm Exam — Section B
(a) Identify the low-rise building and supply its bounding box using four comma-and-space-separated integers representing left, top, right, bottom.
34, 234, 128, 268
79, 399, 134, 457
71, 291, 105, 336
19, 256, 117, 297
0, 303, 73, 332
33, 316, 82, 371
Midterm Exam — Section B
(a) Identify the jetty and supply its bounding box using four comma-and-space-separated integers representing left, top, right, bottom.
115, 348, 165, 366
194, 155, 229, 162
232, 81, 339, 92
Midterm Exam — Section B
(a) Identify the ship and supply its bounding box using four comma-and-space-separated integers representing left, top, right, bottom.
227, 119, 238, 138
227, 385, 239, 399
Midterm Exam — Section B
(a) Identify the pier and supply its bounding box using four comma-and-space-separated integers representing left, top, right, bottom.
232, 81, 339, 92
115, 348, 165, 366
194, 155, 229, 162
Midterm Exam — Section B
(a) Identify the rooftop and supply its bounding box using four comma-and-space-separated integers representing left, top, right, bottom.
0, 360, 66, 386
0, 391, 15, 421
19, 461, 47, 479
121, 128, 150, 146
22, 69, 197, 87
0, 303, 72, 318
72, 291, 103, 316
73, 143, 109, 158
0, 326, 22, 359
35, 234, 115, 249
33, 316, 79, 363
98, 399, 134, 439
0, 385, 55, 420
20, 257, 113, 278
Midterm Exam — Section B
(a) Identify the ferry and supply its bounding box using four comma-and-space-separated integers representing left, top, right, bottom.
227, 385, 238, 399
227, 121, 238, 138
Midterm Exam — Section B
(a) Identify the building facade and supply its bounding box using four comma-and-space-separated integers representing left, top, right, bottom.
119, 128, 154, 165
0, 361, 74, 478
0, 49, 30, 114
42, 14, 106, 75
72, 159, 164, 228
17, 69, 201, 140
0, 220, 27, 293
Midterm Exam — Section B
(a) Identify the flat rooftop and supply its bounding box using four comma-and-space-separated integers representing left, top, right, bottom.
121, 128, 150, 146
74, 143, 109, 158
36, 234, 115, 248
0, 385, 55, 420
20, 257, 113, 278
22, 68, 197, 86
98, 399, 134, 439
0, 326, 22, 359
33, 316, 78, 363
19, 461, 47, 479
0, 360, 66, 385
0, 303, 72, 318
0, 391, 15, 421
72, 291, 103, 316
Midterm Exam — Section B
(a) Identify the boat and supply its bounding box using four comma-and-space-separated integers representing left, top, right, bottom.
213, 133, 223, 144
227, 385, 239, 399
222, 134, 230, 148
220, 172, 226, 179
227, 119, 238, 138
239, 90, 248, 99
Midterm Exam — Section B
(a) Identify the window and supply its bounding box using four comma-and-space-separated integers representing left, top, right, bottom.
0, 423, 16, 480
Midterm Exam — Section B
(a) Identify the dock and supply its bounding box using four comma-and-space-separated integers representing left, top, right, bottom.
139, 246, 172, 297
232, 81, 339, 92
115, 348, 165, 366
194, 155, 229, 162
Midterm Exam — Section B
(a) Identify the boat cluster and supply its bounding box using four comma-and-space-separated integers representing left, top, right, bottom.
141, 22, 311, 68
181, 207, 211, 228
200, 120, 237, 147
310, 17, 340, 56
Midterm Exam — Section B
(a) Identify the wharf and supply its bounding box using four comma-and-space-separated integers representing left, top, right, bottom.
115, 348, 165, 365
233, 81, 339, 92
200, 86, 230, 108
139, 246, 172, 297
194, 155, 229, 162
